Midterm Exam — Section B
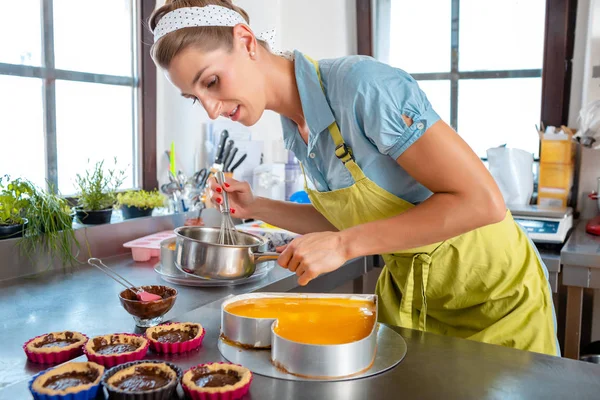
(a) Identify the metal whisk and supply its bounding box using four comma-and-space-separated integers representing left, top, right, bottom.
215, 171, 238, 245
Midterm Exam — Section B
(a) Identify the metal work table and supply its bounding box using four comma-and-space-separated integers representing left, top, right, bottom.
3, 292, 600, 399
539, 247, 562, 294
560, 220, 600, 359
0, 253, 371, 392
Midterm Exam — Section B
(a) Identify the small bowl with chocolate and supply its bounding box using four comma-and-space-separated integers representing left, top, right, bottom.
145, 322, 205, 354
119, 285, 177, 327
102, 360, 182, 400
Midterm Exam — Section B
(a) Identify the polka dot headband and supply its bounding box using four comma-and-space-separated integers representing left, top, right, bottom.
153, 5, 291, 59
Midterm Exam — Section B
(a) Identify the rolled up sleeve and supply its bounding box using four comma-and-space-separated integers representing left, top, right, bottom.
345, 59, 441, 160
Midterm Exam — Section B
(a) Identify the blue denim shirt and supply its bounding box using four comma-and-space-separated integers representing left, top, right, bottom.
280, 50, 441, 204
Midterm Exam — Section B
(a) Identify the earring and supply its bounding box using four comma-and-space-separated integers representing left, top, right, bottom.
249, 51, 256, 58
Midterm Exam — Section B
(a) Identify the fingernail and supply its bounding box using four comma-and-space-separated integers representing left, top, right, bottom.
224, 183, 230, 188
216, 187, 222, 193
216, 198, 222, 204
230, 208, 236, 214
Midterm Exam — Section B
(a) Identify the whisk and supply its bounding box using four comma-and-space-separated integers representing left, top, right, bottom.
216, 171, 238, 245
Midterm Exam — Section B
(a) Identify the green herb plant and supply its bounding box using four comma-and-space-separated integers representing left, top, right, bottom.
19, 184, 79, 265
75, 159, 126, 211
1, 175, 79, 265
117, 190, 165, 209
0, 175, 33, 226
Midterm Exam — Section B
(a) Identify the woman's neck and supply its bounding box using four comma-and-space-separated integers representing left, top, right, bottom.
262, 49, 306, 129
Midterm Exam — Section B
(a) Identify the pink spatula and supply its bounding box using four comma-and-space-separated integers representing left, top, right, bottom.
87, 258, 162, 302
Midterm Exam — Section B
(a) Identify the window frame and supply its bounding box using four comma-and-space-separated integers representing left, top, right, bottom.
0, 0, 158, 192
356, 0, 578, 161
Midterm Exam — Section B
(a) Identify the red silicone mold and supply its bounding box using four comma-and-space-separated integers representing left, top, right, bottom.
23, 333, 88, 364
182, 362, 253, 400
83, 333, 149, 368
146, 322, 205, 354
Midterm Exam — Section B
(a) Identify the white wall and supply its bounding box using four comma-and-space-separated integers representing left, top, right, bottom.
279, 0, 357, 59
155, 0, 357, 185
568, 0, 600, 343
573, 0, 600, 220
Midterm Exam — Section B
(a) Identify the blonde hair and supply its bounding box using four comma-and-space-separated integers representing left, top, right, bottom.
149, 0, 267, 69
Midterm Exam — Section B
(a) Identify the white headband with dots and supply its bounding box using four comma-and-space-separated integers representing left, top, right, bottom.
153, 5, 290, 58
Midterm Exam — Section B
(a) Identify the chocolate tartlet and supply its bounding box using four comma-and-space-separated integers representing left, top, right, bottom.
102, 360, 182, 400
145, 322, 205, 354
84, 334, 149, 367
182, 363, 252, 400
24, 331, 88, 364
29, 361, 104, 400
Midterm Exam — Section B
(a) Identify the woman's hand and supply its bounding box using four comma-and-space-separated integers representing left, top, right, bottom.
208, 176, 258, 220
276, 231, 349, 286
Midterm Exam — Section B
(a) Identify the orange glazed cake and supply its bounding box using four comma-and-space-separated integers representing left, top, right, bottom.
224, 297, 376, 345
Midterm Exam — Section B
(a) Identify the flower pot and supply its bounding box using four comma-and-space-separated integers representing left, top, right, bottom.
75, 208, 113, 225
0, 219, 28, 240
121, 205, 153, 220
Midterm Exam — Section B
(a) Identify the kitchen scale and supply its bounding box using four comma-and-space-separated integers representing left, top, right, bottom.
508, 204, 573, 244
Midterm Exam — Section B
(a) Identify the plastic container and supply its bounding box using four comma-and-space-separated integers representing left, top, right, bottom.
285, 163, 302, 201
537, 188, 569, 207
540, 139, 575, 164
538, 162, 574, 190
123, 231, 177, 262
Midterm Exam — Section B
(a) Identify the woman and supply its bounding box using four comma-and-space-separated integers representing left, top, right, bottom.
150, 0, 559, 356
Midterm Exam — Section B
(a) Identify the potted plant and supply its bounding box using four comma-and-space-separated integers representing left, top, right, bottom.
116, 190, 165, 220
74, 159, 126, 225
0, 176, 33, 240
20, 184, 79, 265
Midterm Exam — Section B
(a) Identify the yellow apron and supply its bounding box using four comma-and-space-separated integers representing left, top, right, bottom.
301, 57, 559, 356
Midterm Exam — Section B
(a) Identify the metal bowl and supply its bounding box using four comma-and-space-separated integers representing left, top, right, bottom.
580, 354, 600, 364
159, 238, 179, 276
174, 226, 279, 280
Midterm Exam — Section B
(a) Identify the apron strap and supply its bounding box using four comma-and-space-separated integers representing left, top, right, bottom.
305, 55, 365, 183
399, 253, 431, 331
299, 162, 309, 189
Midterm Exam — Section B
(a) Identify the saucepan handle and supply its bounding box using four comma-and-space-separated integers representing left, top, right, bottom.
253, 252, 280, 264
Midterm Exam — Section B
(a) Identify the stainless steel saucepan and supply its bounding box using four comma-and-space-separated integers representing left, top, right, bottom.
174, 226, 280, 280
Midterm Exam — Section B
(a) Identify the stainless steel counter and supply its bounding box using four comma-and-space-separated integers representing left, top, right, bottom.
0, 253, 370, 391
562, 221, 600, 285
538, 247, 561, 293
3, 293, 600, 399
560, 221, 600, 359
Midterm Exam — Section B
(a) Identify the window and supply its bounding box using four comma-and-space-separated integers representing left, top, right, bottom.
0, 0, 139, 194
372, 0, 547, 159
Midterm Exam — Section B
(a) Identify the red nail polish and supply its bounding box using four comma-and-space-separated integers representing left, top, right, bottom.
216, 198, 222, 204
216, 187, 222, 193
230, 208, 236, 214
224, 183, 230, 188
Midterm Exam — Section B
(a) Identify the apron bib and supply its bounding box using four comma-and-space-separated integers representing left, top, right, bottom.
301, 56, 559, 356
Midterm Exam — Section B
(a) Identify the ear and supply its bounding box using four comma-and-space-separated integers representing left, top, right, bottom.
232, 24, 257, 57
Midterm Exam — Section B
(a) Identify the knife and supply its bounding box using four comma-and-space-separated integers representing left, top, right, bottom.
229, 153, 247, 173
221, 140, 235, 171
212, 130, 229, 169
224, 147, 238, 172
